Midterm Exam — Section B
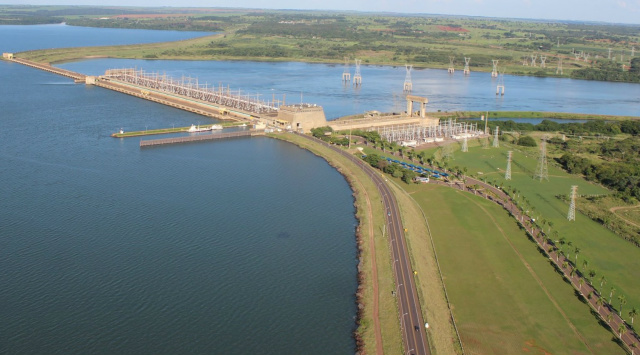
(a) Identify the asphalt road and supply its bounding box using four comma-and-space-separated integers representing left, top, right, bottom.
297, 134, 431, 355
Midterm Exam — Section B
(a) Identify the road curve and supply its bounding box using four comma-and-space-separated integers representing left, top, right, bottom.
295, 133, 431, 355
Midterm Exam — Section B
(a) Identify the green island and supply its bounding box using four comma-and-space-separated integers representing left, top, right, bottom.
4, 5, 640, 83
4, 5, 640, 354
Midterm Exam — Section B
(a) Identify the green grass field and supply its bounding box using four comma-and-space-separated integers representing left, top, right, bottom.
406, 184, 625, 355
421, 138, 640, 326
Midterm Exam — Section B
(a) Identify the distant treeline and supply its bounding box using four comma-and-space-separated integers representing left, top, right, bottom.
478, 119, 640, 136
557, 138, 640, 201
571, 58, 640, 83
0, 15, 62, 25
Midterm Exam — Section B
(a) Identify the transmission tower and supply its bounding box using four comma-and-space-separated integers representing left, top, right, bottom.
462, 135, 468, 152
482, 137, 489, 149
567, 185, 578, 221
608, 48, 612, 60
574, 52, 581, 61
491, 60, 499, 78
533, 136, 549, 181
632, 46, 635, 57
353, 59, 362, 86
522, 56, 529, 66
342, 57, 351, 83
448, 56, 455, 74
493, 126, 500, 148
556, 57, 563, 75
496, 72, 505, 96
463, 57, 471, 75
530, 53, 538, 67
540, 55, 547, 68
442, 144, 454, 160
403, 64, 413, 93
505, 151, 513, 180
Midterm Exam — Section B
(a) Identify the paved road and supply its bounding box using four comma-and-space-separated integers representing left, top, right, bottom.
296, 134, 431, 355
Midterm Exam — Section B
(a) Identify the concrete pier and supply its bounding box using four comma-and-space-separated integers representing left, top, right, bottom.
139, 130, 264, 147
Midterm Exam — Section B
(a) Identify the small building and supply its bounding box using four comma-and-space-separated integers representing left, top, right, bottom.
276, 104, 327, 133
85, 76, 96, 85
2, 53, 14, 60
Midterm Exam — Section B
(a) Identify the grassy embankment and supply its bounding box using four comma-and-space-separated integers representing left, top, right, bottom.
360, 142, 630, 354
110, 122, 244, 137
272, 133, 460, 355
421, 138, 640, 325
270, 133, 402, 355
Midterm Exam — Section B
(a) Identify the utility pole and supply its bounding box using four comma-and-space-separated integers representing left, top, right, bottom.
491, 59, 499, 78
448, 56, 455, 74
463, 57, 471, 75
493, 126, 500, 148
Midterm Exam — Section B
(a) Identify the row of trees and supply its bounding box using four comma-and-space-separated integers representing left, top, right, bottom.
477, 119, 640, 137
497, 185, 639, 332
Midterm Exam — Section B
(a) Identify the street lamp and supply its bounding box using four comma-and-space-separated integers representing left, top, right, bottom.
400, 312, 408, 330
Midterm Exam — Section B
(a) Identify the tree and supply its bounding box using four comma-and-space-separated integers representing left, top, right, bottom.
547, 220, 554, 233
619, 323, 627, 338
619, 294, 627, 316
517, 135, 537, 147
608, 312, 614, 324
631, 342, 637, 355
588, 269, 597, 283
579, 278, 585, 293
582, 259, 589, 271
600, 275, 607, 294
610, 287, 616, 304
562, 260, 569, 269
597, 297, 605, 312
574, 247, 581, 266
629, 307, 638, 325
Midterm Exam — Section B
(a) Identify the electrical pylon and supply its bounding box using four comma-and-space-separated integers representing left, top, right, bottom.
463, 57, 471, 75
448, 56, 455, 74
530, 53, 538, 67
522, 56, 529, 66
608, 48, 612, 60
632, 46, 635, 57
403, 64, 413, 93
556, 57, 563, 75
567, 185, 578, 221
462, 135, 468, 152
353, 59, 362, 86
505, 151, 513, 180
540, 55, 547, 68
493, 126, 500, 148
496, 72, 505, 95
533, 136, 549, 181
491, 60, 499, 78
342, 57, 351, 83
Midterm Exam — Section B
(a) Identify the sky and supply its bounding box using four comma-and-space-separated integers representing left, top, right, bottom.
4, 0, 640, 25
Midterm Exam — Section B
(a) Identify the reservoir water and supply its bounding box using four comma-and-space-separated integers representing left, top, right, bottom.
1, 24, 640, 355
1, 26, 357, 355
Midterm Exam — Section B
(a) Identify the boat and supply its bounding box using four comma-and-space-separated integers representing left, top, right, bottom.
188, 124, 222, 132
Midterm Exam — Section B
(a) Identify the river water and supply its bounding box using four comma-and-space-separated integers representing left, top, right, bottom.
1, 23, 639, 355
0, 25, 358, 355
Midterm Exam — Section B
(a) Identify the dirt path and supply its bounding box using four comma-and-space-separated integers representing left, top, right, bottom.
610, 205, 640, 228
460, 192, 595, 354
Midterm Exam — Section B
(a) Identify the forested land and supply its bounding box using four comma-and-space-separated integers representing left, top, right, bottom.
4, 5, 640, 82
